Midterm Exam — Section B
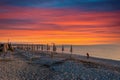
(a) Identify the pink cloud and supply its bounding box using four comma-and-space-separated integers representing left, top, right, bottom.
0, 6, 120, 44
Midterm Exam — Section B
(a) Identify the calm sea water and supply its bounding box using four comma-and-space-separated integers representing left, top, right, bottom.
51, 45, 120, 61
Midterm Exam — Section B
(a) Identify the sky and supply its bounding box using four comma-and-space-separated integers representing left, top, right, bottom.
0, 0, 120, 45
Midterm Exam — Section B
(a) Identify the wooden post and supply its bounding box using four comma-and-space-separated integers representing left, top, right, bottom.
70, 45, 73, 58
62, 45, 64, 53
41, 45, 43, 51
51, 43, 56, 58
46, 44, 50, 53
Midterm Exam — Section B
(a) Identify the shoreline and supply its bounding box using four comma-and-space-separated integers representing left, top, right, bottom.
14, 49, 120, 68
42, 51, 120, 66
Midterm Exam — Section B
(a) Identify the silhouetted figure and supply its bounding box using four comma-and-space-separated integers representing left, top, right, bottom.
86, 53, 90, 59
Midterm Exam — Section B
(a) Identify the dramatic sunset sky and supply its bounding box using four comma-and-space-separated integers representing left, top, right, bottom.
0, 0, 120, 45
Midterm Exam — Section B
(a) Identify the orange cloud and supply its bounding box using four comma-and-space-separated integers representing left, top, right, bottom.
0, 6, 120, 45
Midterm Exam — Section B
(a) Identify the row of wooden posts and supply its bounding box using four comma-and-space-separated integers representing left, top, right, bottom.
15, 43, 73, 58
15, 43, 73, 54
1, 43, 89, 59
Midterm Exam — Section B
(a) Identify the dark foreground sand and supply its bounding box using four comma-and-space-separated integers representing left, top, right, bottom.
0, 51, 120, 80
0, 53, 57, 80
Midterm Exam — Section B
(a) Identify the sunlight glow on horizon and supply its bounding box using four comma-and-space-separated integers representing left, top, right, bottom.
0, 29, 119, 45
0, 6, 120, 45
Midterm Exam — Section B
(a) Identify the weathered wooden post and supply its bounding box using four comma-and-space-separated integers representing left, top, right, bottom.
38, 44, 40, 51
36, 44, 38, 51
70, 45, 73, 58
27, 43, 29, 51
51, 43, 56, 58
8, 42, 14, 55
41, 44, 43, 51
46, 44, 50, 54
33, 44, 36, 52
32, 44, 34, 52
62, 45, 64, 53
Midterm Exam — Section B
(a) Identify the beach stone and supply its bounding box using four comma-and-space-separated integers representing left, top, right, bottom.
51, 61, 120, 80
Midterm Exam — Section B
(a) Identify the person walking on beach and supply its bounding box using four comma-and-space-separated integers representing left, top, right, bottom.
86, 53, 89, 59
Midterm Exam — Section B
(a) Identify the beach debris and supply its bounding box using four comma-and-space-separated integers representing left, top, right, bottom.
0, 43, 14, 57
8, 43, 14, 52
31, 57, 67, 67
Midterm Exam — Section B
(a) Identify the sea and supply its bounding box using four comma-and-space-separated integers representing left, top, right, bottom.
49, 44, 120, 61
